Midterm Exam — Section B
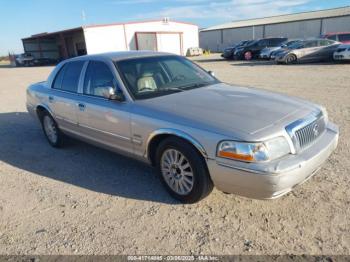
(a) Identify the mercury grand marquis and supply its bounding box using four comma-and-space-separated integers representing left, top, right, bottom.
26, 51, 339, 203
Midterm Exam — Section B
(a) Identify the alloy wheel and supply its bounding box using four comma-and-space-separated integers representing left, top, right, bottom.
160, 149, 194, 195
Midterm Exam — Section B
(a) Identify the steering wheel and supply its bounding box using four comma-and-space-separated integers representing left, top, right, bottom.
173, 75, 186, 81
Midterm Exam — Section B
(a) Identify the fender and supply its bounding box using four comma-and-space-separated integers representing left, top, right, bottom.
36, 103, 55, 119
145, 128, 208, 160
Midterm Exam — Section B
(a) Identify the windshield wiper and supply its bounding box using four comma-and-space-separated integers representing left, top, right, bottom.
181, 82, 212, 90
156, 87, 184, 93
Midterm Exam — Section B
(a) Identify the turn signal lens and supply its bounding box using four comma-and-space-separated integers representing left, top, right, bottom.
217, 138, 291, 163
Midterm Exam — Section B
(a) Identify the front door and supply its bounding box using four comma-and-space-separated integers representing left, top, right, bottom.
76, 60, 133, 154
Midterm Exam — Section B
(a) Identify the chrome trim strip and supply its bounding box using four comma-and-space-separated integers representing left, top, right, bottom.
55, 116, 76, 125
78, 123, 132, 142
145, 128, 208, 160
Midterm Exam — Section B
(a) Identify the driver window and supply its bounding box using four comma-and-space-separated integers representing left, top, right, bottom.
83, 61, 117, 98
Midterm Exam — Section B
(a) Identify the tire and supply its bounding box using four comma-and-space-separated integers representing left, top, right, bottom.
40, 111, 64, 148
244, 51, 253, 61
285, 54, 297, 64
155, 137, 213, 203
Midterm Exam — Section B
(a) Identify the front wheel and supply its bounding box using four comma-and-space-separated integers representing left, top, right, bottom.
156, 137, 213, 203
285, 54, 297, 64
244, 51, 253, 61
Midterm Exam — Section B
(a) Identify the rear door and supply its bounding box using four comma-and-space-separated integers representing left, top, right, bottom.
316, 40, 340, 61
49, 61, 85, 133
298, 40, 320, 62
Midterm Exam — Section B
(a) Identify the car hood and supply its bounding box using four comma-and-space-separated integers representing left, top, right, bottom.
134, 83, 317, 139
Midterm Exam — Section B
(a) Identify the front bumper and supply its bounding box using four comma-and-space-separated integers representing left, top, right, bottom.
259, 53, 270, 59
333, 52, 350, 60
207, 122, 339, 199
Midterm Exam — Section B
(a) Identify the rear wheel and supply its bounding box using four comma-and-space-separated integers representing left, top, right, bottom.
156, 137, 213, 203
40, 111, 64, 147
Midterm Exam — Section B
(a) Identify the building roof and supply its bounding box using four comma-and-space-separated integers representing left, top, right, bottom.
22, 19, 197, 41
201, 6, 350, 32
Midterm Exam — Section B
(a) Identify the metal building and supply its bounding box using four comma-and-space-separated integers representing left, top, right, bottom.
22, 19, 199, 60
200, 6, 350, 52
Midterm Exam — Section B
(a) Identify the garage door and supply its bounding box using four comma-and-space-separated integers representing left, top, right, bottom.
157, 33, 182, 55
135, 32, 183, 55
136, 33, 157, 51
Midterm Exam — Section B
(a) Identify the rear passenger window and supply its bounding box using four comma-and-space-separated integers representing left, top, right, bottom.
339, 34, 350, 42
83, 61, 116, 97
61, 61, 84, 92
327, 35, 337, 41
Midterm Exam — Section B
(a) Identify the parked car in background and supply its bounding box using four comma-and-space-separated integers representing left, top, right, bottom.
270, 40, 303, 60
333, 44, 350, 61
15, 53, 35, 66
235, 37, 288, 60
15, 53, 57, 67
275, 39, 340, 64
263, 40, 301, 60
221, 40, 250, 59
27, 51, 338, 203
322, 32, 350, 44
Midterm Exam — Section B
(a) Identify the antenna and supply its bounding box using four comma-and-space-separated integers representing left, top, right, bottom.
82, 10, 86, 24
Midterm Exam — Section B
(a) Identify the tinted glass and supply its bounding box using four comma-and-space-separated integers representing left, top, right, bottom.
116, 56, 217, 100
257, 40, 267, 46
83, 61, 116, 97
61, 61, 84, 92
304, 41, 318, 48
339, 34, 350, 42
52, 65, 66, 90
319, 40, 330, 46
267, 38, 282, 46
327, 35, 337, 41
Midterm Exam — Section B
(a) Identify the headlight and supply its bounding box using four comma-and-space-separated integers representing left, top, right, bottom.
217, 137, 291, 163
319, 106, 328, 123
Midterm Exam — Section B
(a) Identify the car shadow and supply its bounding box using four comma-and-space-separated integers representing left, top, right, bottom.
192, 58, 227, 63
0, 112, 179, 204
231, 60, 275, 66
231, 60, 342, 67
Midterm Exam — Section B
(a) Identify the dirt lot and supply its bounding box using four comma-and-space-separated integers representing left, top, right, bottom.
0, 55, 349, 255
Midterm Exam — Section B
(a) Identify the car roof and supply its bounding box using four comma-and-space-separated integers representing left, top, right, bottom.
323, 32, 350, 36
66, 51, 175, 63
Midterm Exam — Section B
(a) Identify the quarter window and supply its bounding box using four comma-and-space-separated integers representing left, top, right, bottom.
339, 34, 350, 42
83, 61, 117, 97
52, 61, 84, 92
61, 61, 84, 92
52, 65, 65, 90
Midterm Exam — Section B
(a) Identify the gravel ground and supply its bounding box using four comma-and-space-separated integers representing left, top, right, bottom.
0, 55, 349, 255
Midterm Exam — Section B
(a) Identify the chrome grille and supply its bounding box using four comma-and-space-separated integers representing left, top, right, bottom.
285, 111, 326, 152
295, 117, 326, 149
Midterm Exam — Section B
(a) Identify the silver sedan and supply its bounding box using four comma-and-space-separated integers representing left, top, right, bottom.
26, 51, 339, 203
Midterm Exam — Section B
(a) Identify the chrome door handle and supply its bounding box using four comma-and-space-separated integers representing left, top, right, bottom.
48, 96, 54, 102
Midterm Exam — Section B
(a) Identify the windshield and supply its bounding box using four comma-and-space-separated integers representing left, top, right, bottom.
116, 55, 218, 100
288, 41, 305, 49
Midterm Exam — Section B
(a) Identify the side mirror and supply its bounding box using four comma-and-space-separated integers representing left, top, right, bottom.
107, 87, 125, 102
208, 71, 215, 77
